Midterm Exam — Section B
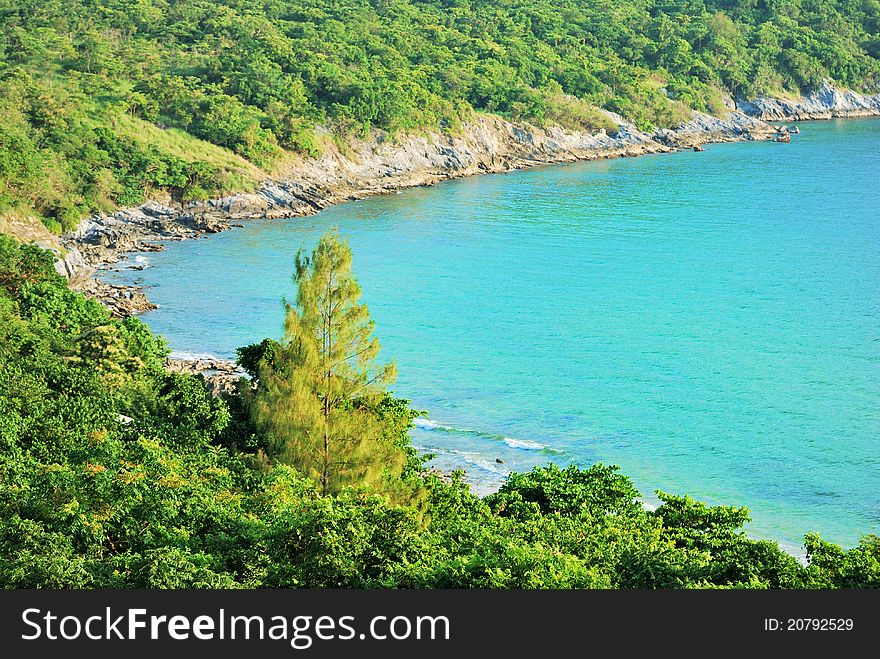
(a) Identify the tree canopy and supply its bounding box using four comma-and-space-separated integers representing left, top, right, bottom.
1, 0, 879, 231
249, 231, 404, 496
1, 231, 878, 589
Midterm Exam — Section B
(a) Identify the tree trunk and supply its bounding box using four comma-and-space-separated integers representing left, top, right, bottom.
322, 269, 333, 496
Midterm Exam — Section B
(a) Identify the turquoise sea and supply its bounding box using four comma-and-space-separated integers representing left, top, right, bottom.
112, 119, 880, 549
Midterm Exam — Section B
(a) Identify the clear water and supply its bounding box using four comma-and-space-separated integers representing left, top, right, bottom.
112, 119, 880, 549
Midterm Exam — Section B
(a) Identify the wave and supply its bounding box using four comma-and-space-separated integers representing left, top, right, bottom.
502, 437, 547, 451
413, 445, 510, 479
413, 417, 561, 453
109, 255, 151, 271
169, 350, 221, 361
413, 418, 459, 432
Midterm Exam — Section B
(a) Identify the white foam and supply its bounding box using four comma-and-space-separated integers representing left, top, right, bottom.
414, 418, 561, 453
428, 448, 509, 477
413, 417, 458, 432
471, 458, 510, 476
503, 437, 547, 451
170, 350, 220, 361
134, 255, 150, 265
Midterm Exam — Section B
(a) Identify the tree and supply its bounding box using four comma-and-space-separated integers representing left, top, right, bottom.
250, 230, 401, 496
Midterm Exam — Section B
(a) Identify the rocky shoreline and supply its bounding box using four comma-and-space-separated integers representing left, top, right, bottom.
58, 107, 777, 316
44, 82, 878, 378
738, 81, 880, 121
165, 355, 244, 396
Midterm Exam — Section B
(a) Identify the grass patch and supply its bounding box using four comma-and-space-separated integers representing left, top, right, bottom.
112, 114, 263, 193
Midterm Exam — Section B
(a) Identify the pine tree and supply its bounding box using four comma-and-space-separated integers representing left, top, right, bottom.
251, 230, 402, 496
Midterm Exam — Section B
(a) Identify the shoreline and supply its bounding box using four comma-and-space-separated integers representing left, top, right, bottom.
737, 80, 880, 122
61, 110, 880, 317
43, 103, 877, 556
417, 421, 811, 559
59, 107, 779, 315
58, 84, 880, 315
0, 79, 870, 310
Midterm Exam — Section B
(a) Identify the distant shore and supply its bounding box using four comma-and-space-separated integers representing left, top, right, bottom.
60, 108, 776, 314
737, 80, 880, 121
48, 84, 879, 319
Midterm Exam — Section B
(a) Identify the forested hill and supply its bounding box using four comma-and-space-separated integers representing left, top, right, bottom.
2, 0, 879, 232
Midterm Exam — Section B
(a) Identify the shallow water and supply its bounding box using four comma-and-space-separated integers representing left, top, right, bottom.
113, 118, 880, 549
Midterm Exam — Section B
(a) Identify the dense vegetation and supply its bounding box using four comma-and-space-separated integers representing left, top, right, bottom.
1, 231, 878, 589
1, 0, 879, 232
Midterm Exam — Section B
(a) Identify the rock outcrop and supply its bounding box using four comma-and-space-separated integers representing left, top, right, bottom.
58, 108, 776, 316
0, 214, 94, 284
653, 110, 771, 147
738, 81, 880, 121
75, 278, 157, 317
165, 355, 244, 397
53, 245, 92, 283
66, 201, 215, 269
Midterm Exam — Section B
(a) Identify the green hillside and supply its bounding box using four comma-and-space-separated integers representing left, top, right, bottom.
1, 0, 879, 232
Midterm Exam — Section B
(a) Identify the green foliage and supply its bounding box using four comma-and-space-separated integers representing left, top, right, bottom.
2, 0, 879, 229
235, 338, 281, 381
0, 234, 63, 297
247, 231, 405, 497
802, 533, 880, 588
261, 489, 427, 588
488, 464, 643, 518
0, 233, 878, 589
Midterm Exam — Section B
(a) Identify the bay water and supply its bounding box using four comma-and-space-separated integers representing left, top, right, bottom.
112, 119, 880, 549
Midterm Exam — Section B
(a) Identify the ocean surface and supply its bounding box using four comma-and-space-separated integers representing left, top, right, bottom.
111, 118, 880, 549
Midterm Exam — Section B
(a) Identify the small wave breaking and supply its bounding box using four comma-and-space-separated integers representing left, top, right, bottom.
413, 444, 510, 481
413, 417, 560, 453
502, 437, 547, 451
412, 418, 458, 432
169, 350, 222, 362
